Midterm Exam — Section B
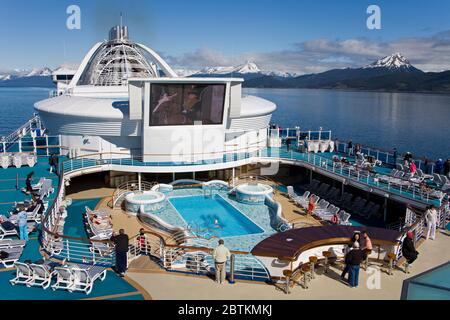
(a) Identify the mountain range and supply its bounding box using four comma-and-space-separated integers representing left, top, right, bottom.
1, 53, 450, 92
0, 68, 54, 87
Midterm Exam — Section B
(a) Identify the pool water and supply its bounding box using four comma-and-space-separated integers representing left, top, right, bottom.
169, 195, 264, 238
134, 194, 158, 201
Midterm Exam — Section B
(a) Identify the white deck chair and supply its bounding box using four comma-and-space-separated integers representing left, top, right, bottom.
32, 178, 46, 191
0, 224, 19, 239
9, 205, 42, 224
317, 199, 329, 209
0, 222, 36, 240
1, 154, 11, 169
29, 264, 55, 289
52, 267, 74, 292
13, 154, 23, 168
38, 179, 54, 198
0, 247, 24, 268
338, 211, 352, 226
287, 186, 297, 199
26, 154, 36, 168
10, 262, 33, 286
0, 239, 26, 249
70, 265, 107, 295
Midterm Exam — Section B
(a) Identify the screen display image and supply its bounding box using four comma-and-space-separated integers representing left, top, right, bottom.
150, 83, 226, 126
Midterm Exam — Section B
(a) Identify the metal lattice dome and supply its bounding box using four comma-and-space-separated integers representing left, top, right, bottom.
77, 26, 161, 86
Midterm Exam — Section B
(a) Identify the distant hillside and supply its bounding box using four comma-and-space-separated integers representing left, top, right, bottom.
244, 53, 450, 93
0, 67, 54, 87
0, 76, 54, 88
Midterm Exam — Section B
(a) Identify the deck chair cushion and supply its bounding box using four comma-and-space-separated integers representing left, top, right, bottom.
1, 221, 16, 231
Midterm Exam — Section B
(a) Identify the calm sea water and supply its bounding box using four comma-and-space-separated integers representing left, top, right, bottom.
0, 87, 51, 137
245, 88, 450, 160
0, 87, 448, 160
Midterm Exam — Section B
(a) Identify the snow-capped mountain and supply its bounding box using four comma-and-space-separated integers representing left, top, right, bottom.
0, 67, 53, 80
363, 53, 421, 72
198, 62, 261, 75
0, 67, 55, 87
25, 67, 53, 77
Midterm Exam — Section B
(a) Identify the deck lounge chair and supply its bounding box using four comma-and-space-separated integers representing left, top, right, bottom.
351, 198, 367, 213
0, 239, 26, 249
29, 263, 55, 289
52, 267, 75, 292
10, 262, 33, 286
317, 199, 329, 209
361, 204, 380, 220
294, 191, 311, 209
37, 179, 54, 198
0, 247, 24, 268
316, 183, 330, 198
9, 204, 42, 224
0, 221, 36, 240
338, 210, 352, 226
70, 265, 107, 295
1, 154, 11, 169
13, 154, 23, 168
307, 179, 321, 193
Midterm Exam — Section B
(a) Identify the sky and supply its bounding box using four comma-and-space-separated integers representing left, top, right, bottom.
0, 0, 449, 74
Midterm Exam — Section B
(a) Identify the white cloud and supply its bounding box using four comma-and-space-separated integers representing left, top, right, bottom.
167, 30, 450, 74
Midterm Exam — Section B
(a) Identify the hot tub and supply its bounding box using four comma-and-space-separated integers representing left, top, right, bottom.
235, 183, 273, 204
125, 191, 166, 215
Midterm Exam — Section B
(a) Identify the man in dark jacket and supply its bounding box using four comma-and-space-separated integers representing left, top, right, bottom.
346, 245, 364, 288
111, 229, 129, 277
402, 231, 419, 264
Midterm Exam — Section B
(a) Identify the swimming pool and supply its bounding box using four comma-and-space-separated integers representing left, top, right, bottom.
169, 194, 265, 238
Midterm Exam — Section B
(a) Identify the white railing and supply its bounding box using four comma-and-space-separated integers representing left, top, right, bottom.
112, 180, 157, 208
1, 114, 42, 144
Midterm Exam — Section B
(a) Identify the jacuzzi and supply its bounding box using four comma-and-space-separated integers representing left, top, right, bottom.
235, 183, 274, 204
125, 191, 166, 215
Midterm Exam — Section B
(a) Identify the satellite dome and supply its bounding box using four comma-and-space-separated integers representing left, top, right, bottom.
77, 26, 168, 86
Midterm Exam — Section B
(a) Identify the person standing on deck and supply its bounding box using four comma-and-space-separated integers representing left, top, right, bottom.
111, 229, 129, 277
25, 172, 34, 195
409, 161, 417, 174
307, 196, 316, 215
49, 154, 59, 175
435, 159, 444, 174
212, 239, 231, 284
341, 233, 360, 281
17, 210, 28, 241
346, 244, 364, 288
347, 140, 353, 156
402, 231, 419, 265
425, 205, 438, 240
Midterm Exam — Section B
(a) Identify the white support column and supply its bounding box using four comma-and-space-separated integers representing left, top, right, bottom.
193, 172, 196, 180
172, 172, 176, 182
232, 167, 236, 187
33, 137, 37, 154
138, 172, 142, 192
18, 139, 22, 152
45, 136, 49, 156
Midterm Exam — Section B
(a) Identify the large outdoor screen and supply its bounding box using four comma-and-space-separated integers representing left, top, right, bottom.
149, 83, 226, 126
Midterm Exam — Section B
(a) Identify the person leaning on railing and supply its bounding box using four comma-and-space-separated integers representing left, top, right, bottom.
212, 239, 231, 284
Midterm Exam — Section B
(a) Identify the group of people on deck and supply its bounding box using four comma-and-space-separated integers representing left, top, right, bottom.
340, 231, 372, 288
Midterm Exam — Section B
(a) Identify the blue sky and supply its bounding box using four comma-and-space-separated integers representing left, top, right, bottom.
0, 0, 449, 73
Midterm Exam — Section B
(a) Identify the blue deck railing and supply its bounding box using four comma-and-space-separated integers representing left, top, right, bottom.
60, 148, 444, 206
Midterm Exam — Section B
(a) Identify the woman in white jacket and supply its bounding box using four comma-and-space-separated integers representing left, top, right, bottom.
425, 206, 438, 240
